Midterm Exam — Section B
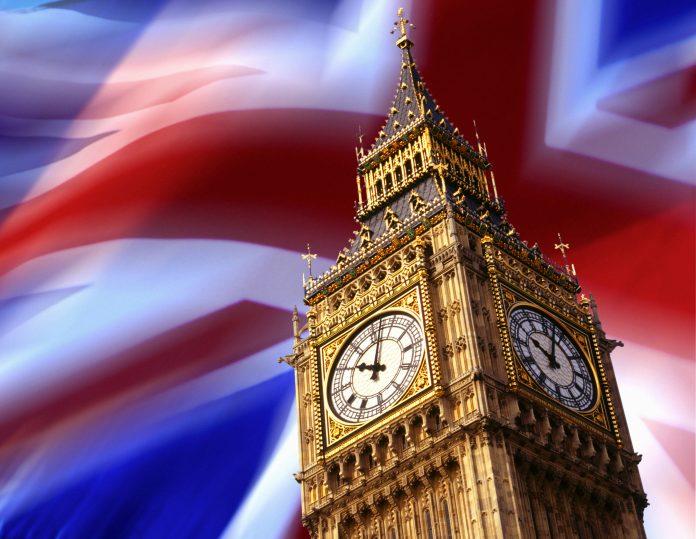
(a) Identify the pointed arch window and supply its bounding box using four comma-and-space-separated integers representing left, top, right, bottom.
442, 500, 453, 539
423, 508, 434, 539
414, 152, 423, 169
405, 159, 413, 176
375, 178, 384, 197
385, 172, 393, 192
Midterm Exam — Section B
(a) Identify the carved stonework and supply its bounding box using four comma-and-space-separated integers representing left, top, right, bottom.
292, 10, 645, 538
327, 416, 360, 446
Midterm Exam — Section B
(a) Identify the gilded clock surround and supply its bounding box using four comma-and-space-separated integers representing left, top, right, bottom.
286, 9, 645, 538
315, 259, 443, 457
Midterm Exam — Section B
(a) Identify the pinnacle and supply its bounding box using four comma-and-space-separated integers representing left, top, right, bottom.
366, 46, 461, 156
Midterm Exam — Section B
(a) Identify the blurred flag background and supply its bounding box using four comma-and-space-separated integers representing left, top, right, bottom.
0, 0, 693, 537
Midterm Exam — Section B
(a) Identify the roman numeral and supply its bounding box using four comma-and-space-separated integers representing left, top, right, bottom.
347, 394, 356, 404
361, 398, 368, 409
403, 344, 413, 353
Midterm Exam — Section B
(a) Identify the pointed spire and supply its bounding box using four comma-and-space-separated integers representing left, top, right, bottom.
292, 306, 301, 345
391, 7, 415, 49
367, 8, 460, 155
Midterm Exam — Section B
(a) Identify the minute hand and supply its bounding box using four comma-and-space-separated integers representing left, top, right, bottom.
370, 325, 383, 381
530, 336, 560, 369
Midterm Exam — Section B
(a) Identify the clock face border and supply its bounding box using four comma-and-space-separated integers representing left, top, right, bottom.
315, 281, 439, 455
490, 277, 617, 439
326, 310, 426, 424
506, 302, 600, 413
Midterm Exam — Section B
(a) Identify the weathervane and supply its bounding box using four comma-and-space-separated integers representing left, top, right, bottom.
554, 233, 576, 276
391, 7, 414, 44
355, 125, 365, 161
302, 243, 317, 283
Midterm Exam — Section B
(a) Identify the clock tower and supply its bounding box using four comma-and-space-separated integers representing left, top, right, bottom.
285, 10, 647, 538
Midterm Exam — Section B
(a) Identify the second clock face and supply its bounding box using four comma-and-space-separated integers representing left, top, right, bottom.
327, 311, 425, 424
508, 306, 597, 412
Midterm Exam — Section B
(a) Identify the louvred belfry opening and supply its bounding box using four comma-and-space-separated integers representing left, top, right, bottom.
355, 11, 500, 219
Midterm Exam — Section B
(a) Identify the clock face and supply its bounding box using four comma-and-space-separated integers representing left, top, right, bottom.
327, 311, 425, 424
508, 306, 597, 411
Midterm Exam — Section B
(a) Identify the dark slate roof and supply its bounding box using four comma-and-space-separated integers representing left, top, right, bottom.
348, 176, 441, 254
368, 44, 459, 154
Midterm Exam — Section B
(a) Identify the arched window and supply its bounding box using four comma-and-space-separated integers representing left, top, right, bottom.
375, 178, 383, 197
395, 166, 403, 183
405, 159, 413, 176
442, 500, 454, 539
423, 508, 434, 539
389, 527, 397, 539
385, 173, 393, 192
415, 152, 423, 169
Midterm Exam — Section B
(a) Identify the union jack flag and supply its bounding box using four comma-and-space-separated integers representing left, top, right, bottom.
0, 0, 692, 537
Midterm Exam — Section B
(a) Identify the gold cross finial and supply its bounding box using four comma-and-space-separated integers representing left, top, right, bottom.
301, 243, 317, 277
554, 233, 576, 276
554, 233, 570, 260
391, 7, 414, 46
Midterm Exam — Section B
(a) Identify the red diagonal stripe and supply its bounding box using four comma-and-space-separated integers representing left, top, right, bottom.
0, 300, 291, 450
597, 65, 696, 128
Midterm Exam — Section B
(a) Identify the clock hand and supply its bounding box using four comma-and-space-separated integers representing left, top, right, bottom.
530, 336, 560, 369
370, 322, 383, 381
356, 362, 386, 372
549, 326, 560, 369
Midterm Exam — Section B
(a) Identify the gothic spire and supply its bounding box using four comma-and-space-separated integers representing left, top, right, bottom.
367, 9, 461, 156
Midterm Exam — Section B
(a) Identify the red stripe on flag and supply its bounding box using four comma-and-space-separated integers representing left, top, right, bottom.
0, 300, 291, 450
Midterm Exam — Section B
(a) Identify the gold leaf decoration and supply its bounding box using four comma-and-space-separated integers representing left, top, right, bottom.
327, 415, 359, 445
402, 357, 430, 400
389, 289, 420, 315
322, 334, 349, 374
517, 369, 531, 386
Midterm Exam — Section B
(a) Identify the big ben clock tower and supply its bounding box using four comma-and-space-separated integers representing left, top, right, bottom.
285, 10, 647, 538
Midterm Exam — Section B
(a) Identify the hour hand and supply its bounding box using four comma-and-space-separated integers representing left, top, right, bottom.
530, 337, 560, 369
356, 362, 386, 373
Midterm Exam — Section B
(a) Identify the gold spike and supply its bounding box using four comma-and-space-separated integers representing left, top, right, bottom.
453, 127, 460, 135
394, 121, 401, 129
426, 109, 432, 118
408, 111, 415, 119
438, 118, 446, 126
401, 82, 408, 90
379, 130, 386, 138
405, 97, 412, 105
490, 170, 499, 200
390, 106, 399, 115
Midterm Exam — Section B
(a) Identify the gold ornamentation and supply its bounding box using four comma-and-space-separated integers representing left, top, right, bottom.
327, 415, 360, 445
403, 357, 430, 400
322, 333, 350, 374
388, 288, 419, 314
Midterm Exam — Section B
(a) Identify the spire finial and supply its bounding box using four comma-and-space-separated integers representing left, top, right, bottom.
301, 243, 317, 278
473, 120, 484, 155
355, 124, 365, 161
391, 7, 415, 48
554, 233, 576, 276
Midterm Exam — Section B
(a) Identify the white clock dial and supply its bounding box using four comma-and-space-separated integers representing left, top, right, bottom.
327, 311, 425, 424
508, 306, 597, 411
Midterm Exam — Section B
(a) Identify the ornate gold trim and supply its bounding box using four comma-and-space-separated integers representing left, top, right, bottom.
316, 278, 438, 453
305, 212, 446, 305
484, 236, 616, 440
